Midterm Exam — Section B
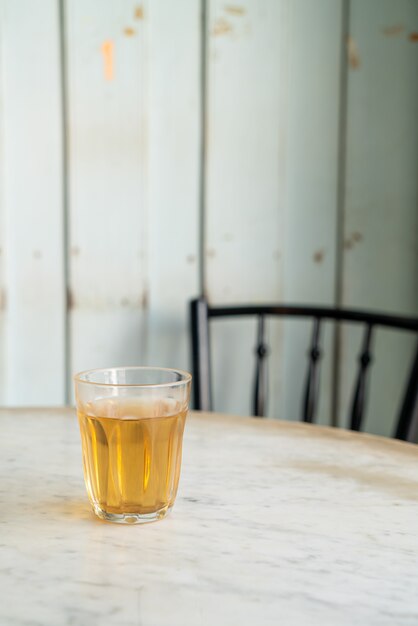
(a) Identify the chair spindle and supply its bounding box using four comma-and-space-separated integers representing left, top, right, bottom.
350, 324, 374, 431
302, 318, 322, 423
253, 315, 269, 417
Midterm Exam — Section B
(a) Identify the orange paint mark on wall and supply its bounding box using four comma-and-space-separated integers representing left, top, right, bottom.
347, 36, 360, 69
0, 289, 7, 311
101, 40, 114, 80
382, 24, 404, 36
212, 17, 232, 36
409, 32, 418, 42
134, 5, 144, 20
224, 5, 246, 16
313, 249, 324, 264
124, 27, 136, 37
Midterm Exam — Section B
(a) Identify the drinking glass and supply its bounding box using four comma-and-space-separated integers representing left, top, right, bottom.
74, 367, 191, 524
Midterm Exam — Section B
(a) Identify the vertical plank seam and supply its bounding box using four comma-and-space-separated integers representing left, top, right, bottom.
199, 0, 208, 296
277, 0, 290, 420
142, 0, 150, 363
58, 0, 71, 403
0, 1, 5, 402
331, 0, 351, 427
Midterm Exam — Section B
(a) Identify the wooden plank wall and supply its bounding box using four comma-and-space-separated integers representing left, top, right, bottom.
281, 0, 343, 426
0, 0, 66, 404
339, 0, 418, 435
66, 0, 149, 389
205, 0, 286, 417
0, 0, 416, 438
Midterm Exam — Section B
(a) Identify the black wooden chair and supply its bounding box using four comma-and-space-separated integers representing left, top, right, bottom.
190, 296, 418, 442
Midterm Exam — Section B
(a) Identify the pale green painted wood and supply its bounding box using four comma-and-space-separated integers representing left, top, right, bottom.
205, 0, 287, 416
146, 0, 200, 373
66, 0, 200, 390
0, 0, 415, 426
205, 0, 287, 304
0, 0, 66, 405
0, 1, 5, 404
65, 0, 148, 382
280, 0, 343, 425
205, 0, 344, 421
339, 0, 418, 436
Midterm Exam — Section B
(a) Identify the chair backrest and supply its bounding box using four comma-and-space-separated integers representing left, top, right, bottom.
190, 297, 418, 442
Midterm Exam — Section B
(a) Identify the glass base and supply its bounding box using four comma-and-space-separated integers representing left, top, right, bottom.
92, 502, 172, 525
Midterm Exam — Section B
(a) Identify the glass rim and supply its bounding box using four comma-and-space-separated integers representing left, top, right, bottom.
73, 366, 192, 389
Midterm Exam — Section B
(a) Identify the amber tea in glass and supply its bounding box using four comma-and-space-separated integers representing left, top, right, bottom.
74, 367, 191, 524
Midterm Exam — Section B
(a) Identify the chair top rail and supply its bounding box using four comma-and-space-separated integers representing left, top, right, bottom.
206, 303, 418, 332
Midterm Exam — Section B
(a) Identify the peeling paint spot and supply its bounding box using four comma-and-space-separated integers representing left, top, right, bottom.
71, 246, 80, 256
313, 249, 324, 264
223, 233, 233, 242
383, 24, 404, 36
141, 290, 149, 310
101, 40, 114, 80
124, 27, 136, 37
206, 248, 216, 258
134, 5, 144, 20
212, 17, 233, 36
186, 254, 196, 264
67, 288, 75, 310
0, 289, 6, 311
33, 250, 42, 259
347, 36, 360, 69
63, 295, 148, 311
409, 32, 418, 42
344, 231, 364, 250
224, 5, 246, 16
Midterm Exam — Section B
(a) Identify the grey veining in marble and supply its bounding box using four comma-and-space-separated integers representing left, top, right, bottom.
1, 408, 418, 625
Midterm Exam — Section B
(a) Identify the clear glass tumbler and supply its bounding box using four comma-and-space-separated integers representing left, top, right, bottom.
74, 367, 191, 524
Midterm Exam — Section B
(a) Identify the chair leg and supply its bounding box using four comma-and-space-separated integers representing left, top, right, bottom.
190, 297, 212, 411
394, 339, 418, 442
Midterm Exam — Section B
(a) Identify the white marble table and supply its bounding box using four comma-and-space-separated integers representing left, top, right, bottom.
1, 408, 418, 625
